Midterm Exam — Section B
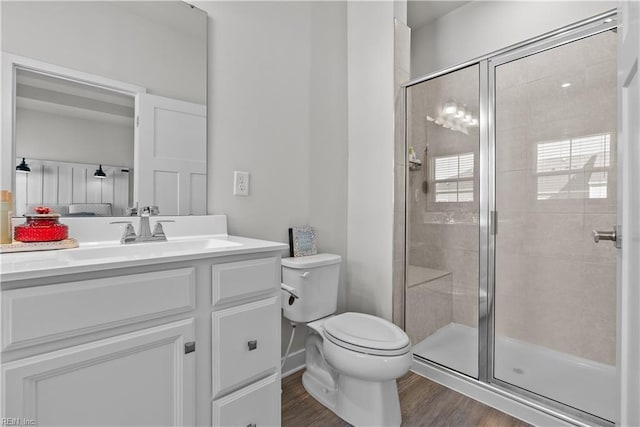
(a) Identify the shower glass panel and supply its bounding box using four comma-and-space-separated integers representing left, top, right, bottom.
493, 30, 617, 422
406, 65, 480, 378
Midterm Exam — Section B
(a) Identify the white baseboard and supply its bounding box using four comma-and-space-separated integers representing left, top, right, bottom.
411, 358, 593, 427
281, 348, 306, 378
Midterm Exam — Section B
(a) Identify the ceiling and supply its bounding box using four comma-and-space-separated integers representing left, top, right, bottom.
407, 1, 471, 30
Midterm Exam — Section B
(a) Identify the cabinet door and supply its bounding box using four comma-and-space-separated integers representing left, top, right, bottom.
2, 319, 195, 427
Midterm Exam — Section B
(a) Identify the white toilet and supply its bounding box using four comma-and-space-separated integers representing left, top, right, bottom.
281, 254, 412, 427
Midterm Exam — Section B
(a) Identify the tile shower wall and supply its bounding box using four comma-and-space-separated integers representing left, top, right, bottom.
494, 31, 617, 365
406, 65, 479, 346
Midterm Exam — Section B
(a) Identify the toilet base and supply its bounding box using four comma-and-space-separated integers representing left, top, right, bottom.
302, 329, 339, 411
335, 375, 402, 427
302, 370, 337, 410
303, 369, 402, 427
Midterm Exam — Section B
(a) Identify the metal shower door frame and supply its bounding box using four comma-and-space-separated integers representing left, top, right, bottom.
402, 9, 618, 427
485, 13, 617, 427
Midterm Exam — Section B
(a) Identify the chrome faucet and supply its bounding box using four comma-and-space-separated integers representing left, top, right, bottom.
110, 205, 174, 244
137, 205, 157, 240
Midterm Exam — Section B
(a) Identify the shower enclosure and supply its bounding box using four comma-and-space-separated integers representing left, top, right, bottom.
402, 13, 617, 425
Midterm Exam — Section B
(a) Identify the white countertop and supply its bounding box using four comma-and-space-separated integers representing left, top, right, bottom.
0, 235, 288, 282
0, 215, 288, 283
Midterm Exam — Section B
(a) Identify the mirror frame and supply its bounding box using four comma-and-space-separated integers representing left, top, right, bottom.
1, 52, 147, 212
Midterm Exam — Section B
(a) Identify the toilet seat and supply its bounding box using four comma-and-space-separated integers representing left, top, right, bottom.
323, 312, 411, 356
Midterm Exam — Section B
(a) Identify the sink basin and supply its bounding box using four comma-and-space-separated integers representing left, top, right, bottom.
153, 237, 242, 251
60, 237, 242, 261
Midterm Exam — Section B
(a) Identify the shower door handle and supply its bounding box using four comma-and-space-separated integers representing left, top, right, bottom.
593, 226, 621, 248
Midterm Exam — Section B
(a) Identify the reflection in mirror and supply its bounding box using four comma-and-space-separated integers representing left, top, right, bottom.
434, 153, 474, 203
1, 1, 208, 217
535, 133, 611, 200
15, 69, 135, 217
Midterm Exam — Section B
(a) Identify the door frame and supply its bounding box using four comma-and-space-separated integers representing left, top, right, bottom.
616, 0, 640, 424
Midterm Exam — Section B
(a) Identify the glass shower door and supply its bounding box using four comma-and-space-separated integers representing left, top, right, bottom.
405, 65, 480, 378
492, 30, 617, 422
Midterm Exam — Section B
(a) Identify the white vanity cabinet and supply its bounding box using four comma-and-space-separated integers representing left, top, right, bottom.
1, 246, 284, 427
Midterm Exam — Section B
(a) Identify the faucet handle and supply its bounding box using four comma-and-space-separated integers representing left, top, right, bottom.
152, 220, 175, 239
110, 221, 136, 244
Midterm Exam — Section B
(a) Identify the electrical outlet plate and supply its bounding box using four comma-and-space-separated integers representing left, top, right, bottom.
233, 171, 249, 196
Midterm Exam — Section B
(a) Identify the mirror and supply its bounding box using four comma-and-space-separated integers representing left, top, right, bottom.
1, 1, 207, 217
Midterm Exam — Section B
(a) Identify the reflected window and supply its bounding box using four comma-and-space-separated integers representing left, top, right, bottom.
434, 153, 474, 202
536, 133, 611, 200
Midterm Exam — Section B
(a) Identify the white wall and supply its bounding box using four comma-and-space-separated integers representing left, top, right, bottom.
1, 1, 206, 104
347, 1, 397, 320
200, 1, 348, 360
204, 0, 404, 358
16, 108, 134, 167
411, 1, 614, 77
307, 2, 349, 309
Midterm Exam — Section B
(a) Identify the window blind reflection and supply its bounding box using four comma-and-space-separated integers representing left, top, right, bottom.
536, 133, 610, 200
434, 152, 474, 202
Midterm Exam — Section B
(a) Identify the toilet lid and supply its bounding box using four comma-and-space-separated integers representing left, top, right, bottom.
323, 313, 411, 355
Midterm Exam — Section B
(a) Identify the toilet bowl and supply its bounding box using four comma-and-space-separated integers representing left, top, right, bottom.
303, 313, 412, 426
281, 253, 411, 427
322, 313, 413, 381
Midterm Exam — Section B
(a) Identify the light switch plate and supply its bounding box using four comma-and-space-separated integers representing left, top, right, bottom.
233, 171, 249, 196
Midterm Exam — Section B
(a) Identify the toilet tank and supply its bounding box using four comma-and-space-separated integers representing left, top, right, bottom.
281, 253, 341, 323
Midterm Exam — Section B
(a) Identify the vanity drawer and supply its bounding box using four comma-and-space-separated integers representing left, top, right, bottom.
2, 268, 195, 350
211, 257, 279, 307
212, 373, 280, 427
212, 296, 279, 397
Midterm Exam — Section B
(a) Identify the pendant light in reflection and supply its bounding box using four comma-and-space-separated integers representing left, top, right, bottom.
16, 158, 31, 173
94, 164, 107, 179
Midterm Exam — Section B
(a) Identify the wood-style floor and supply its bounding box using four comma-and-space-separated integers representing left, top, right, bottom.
282, 370, 532, 427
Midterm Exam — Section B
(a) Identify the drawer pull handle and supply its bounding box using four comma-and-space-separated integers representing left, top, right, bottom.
184, 341, 196, 354
248, 340, 258, 351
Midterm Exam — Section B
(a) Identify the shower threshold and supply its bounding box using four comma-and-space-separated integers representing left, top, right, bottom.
412, 323, 616, 422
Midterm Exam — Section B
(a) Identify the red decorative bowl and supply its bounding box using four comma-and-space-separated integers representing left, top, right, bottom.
14, 208, 68, 242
